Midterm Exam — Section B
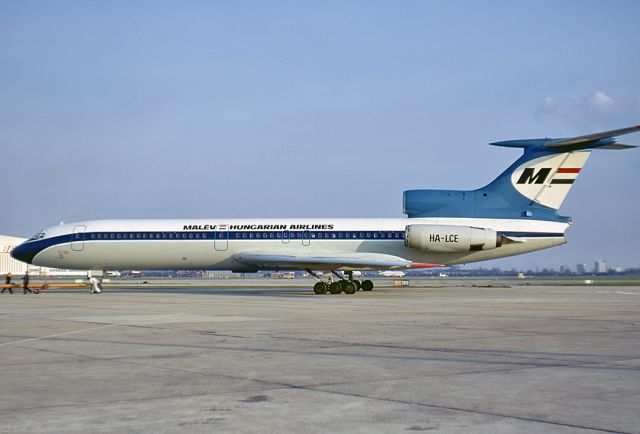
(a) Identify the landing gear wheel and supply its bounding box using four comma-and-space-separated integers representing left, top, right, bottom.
343, 281, 357, 294
353, 280, 362, 291
361, 280, 374, 291
313, 282, 328, 294
329, 282, 343, 294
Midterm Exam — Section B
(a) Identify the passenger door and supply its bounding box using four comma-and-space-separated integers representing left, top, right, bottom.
214, 228, 228, 251
71, 225, 86, 251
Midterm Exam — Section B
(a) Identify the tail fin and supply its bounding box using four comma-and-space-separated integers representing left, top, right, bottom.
404, 124, 639, 222
496, 149, 591, 210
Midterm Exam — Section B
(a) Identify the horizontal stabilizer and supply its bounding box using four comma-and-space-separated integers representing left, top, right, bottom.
491, 124, 640, 151
596, 143, 638, 150
544, 124, 640, 148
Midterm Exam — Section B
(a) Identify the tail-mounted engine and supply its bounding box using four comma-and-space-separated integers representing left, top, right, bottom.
405, 224, 504, 252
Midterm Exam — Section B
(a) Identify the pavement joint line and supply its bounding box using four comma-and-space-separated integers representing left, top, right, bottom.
16, 336, 635, 374
10, 322, 635, 371
294, 385, 633, 434
178, 331, 636, 365
8, 314, 637, 367
0, 324, 117, 348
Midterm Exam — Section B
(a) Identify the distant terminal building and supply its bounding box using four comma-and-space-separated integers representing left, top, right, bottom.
576, 263, 587, 274
1, 235, 28, 275
595, 260, 608, 274
1, 234, 85, 276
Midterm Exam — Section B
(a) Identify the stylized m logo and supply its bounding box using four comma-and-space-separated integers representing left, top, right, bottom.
516, 168, 551, 184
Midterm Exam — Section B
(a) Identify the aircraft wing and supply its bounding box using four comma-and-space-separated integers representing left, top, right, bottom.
232, 251, 441, 271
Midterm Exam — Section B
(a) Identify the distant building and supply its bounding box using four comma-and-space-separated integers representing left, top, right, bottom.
1, 234, 84, 276
1, 235, 28, 275
595, 260, 608, 274
560, 265, 571, 274
576, 263, 587, 274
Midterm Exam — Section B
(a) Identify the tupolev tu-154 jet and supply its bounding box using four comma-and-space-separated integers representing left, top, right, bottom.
11, 124, 639, 294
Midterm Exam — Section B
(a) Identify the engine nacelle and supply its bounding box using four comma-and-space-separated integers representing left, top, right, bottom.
405, 224, 503, 253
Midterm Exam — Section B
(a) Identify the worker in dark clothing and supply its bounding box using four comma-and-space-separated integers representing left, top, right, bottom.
2, 273, 12, 294
22, 272, 32, 294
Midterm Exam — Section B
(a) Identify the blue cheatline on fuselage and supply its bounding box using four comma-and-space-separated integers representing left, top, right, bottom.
10, 229, 565, 265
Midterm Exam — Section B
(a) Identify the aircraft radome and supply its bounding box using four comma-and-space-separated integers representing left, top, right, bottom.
12, 125, 639, 294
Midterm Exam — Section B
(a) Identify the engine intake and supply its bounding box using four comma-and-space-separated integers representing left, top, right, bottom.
405, 224, 503, 252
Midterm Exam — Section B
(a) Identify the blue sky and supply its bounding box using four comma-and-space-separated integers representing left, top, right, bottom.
1, 1, 639, 269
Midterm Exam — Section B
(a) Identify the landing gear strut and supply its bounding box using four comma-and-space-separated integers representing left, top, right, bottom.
306, 269, 374, 295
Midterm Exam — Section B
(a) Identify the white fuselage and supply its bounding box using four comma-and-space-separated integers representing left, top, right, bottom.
24, 217, 568, 271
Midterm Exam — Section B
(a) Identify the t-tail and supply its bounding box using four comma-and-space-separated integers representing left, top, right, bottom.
404, 124, 639, 222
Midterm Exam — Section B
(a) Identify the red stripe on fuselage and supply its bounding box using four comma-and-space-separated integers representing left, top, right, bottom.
557, 168, 581, 173
411, 263, 443, 269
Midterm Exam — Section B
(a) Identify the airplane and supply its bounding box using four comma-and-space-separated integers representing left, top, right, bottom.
11, 124, 639, 295
379, 270, 407, 277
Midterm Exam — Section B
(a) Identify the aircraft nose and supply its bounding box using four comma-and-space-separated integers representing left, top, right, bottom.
10, 242, 37, 264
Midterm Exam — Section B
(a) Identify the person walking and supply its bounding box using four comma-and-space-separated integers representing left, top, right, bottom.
2, 273, 12, 294
22, 272, 32, 294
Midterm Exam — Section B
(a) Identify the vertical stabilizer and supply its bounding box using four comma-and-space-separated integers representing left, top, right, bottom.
404, 124, 638, 221
509, 151, 590, 209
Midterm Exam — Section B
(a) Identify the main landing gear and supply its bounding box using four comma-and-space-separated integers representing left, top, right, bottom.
307, 269, 374, 295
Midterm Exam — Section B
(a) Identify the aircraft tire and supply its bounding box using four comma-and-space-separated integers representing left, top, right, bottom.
313, 282, 328, 294
353, 280, 362, 290
361, 280, 374, 291
329, 282, 343, 294
343, 281, 356, 294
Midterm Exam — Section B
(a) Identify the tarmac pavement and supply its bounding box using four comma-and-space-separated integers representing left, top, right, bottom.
0, 283, 639, 433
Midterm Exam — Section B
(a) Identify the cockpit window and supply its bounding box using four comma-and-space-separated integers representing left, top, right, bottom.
28, 230, 46, 241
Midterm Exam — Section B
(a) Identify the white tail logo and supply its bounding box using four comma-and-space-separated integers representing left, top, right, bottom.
511, 151, 590, 209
